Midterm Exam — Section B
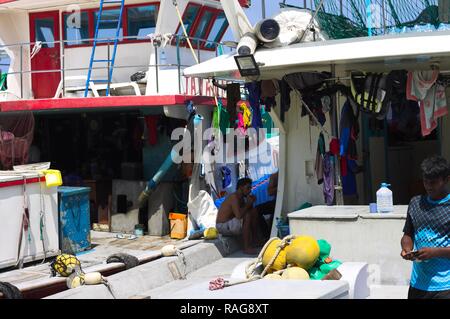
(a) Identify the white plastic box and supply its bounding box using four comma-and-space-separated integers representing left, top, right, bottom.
0, 173, 59, 269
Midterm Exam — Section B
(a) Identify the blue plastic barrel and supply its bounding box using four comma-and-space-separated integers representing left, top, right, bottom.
58, 186, 91, 255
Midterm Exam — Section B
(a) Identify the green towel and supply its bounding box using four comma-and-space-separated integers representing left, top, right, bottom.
0, 73, 7, 91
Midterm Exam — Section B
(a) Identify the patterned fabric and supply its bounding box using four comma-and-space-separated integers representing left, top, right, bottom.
403, 195, 450, 291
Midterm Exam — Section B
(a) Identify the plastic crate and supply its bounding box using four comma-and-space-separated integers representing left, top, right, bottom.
58, 186, 91, 255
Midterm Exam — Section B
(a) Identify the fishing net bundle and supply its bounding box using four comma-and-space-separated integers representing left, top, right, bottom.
0, 112, 34, 170
282, 0, 444, 40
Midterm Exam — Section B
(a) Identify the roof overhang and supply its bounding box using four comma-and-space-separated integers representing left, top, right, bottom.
184, 31, 450, 80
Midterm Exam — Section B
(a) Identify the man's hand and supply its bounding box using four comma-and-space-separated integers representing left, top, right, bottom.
415, 247, 439, 261
246, 194, 256, 207
401, 249, 416, 261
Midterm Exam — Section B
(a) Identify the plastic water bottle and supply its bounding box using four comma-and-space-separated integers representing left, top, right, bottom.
159, 48, 167, 69
376, 183, 393, 213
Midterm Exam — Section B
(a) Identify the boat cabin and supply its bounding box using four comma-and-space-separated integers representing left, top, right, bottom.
0, 0, 249, 237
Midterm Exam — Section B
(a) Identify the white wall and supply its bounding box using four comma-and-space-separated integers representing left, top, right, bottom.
64, 42, 151, 84
282, 93, 332, 213
0, 11, 32, 99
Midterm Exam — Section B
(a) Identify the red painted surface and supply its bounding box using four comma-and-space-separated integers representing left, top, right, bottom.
29, 11, 61, 99
0, 0, 17, 4
0, 95, 219, 112
238, 0, 251, 7
0, 176, 46, 189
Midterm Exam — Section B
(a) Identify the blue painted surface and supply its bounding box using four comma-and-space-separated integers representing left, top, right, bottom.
58, 187, 91, 255
214, 174, 274, 208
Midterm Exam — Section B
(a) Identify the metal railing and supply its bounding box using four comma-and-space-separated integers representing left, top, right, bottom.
0, 34, 234, 99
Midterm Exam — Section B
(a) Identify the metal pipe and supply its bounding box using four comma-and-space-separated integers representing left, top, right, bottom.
176, 36, 181, 94
155, 45, 159, 93
20, 45, 23, 99
331, 64, 344, 206
62, 38, 65, 98
197, 39, 201, 64
107, 42, 111, 96
262, 0, 266, 19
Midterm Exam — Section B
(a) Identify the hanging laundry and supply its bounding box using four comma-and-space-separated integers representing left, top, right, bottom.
339, 99, 359, 160
420, 84, 448, 136
342, 158, 358, 196
260, 80, 278, 112
322, 153, 335, 206
315, 133, 326, 185
221, 166, 232, 189
329, 138, 340, 156
218, 99, 230, 136
340, 155, 348, 177
284, 72, 331, 95
236, 100, 252, 135
226, 83, 241, 126
145, 116, 158, 146
278, 79, 292, 122
407, 70, 448, 136
406, 70, 439, 101
245, 82, 263, 129
261, 106, 274, 135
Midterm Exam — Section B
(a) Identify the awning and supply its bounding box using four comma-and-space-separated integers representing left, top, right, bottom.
184, 31, 450, 80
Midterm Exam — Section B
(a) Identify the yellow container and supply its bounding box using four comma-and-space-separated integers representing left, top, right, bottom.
169, 213, 187, 239
42, 169, 63, 187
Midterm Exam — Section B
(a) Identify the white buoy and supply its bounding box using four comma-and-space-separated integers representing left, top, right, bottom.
237, 32, 258, 55
254, 19, 280, 43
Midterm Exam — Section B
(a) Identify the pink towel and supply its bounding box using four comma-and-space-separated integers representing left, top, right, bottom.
407, 70, 448, 136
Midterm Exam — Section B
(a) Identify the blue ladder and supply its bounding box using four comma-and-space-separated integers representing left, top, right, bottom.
84, 0, 125, 97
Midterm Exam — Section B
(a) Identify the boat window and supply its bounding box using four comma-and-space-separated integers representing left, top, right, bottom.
175, 3, 201, 42
94, 8, 124, 41
63, 11, 90, 46
35, 18, 55, 48
0, 50, 9, 74
127, 5, 159, 40
204, 11, 228, 50
193, 9, 215, 44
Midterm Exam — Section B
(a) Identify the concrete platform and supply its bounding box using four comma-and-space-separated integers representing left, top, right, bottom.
45, 237, 241, 299
152, 279, 349, 299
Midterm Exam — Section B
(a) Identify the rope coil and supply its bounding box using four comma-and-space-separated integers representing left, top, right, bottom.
208, 235, 296, 291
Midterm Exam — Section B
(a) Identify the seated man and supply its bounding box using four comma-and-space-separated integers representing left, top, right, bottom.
216, 178, 262, 254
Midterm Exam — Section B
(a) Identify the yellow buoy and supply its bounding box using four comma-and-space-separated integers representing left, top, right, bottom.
261, 238, 287, 273
264, 274, 282, 280
203, 227, 218, 240
281, 267, 310, 280
285, 236, 320, 270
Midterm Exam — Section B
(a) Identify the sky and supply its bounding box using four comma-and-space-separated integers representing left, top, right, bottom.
223, 0, 283, 42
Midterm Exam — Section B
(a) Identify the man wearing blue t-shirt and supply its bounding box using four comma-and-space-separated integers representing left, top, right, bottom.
401, 155, 450, 299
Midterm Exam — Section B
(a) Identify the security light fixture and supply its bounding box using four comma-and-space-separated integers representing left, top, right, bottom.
234, 54, 260, 77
